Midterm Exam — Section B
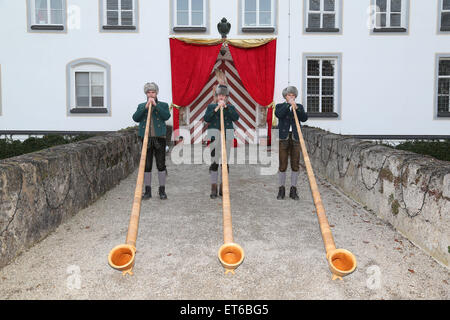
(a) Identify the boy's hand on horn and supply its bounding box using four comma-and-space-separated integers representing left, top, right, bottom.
216, 100, 226, 111
288, 99, 297, 111
146, 97, 156, 109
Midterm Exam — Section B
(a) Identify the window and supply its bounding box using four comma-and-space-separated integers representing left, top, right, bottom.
27, 0, 66, 31
241, 0, 276, 33
67, 59, 111, 115
439, 0, 450, 32
305, 0, 341, 33
303, 55, 341, 118
173, 0, 207, 32
75, 72, 104, 108
371, 0, 409, 32
437, 56, 450, 117
100, 0, 138, 31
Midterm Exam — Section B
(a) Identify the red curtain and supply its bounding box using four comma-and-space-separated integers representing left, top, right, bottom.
169, 38, 277, 146
169, 38, 222, 141
228, 39, 277, 146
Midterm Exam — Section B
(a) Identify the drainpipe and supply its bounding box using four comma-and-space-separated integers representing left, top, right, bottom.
288, 0, 291, 85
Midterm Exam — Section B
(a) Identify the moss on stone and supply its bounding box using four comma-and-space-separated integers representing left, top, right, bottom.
380, 167, 394, 183
391, 199, 400, 215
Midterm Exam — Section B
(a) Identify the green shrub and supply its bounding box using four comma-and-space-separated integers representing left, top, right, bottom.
394, 139, 450, 162
0, 134, 94, 160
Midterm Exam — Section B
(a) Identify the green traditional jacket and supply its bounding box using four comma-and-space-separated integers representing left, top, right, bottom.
203, 103, 240, 140
132, 101, 171, 138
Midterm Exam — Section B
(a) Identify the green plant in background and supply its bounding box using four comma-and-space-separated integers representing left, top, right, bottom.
394, 139, 450, 162
0, 134, 95, 160
118, 125, 138, 132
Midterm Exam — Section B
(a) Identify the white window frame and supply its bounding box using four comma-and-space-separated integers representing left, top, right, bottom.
100, 0, 138, 32
371, 0, 409, 31
303, 54, 341, 118
27, 0, 66, 32
241, 0, 275, 28
173, 0, 206, 28
305, 0, 340, 30
67, 59, 111, 116
436, 55, 450, 118
73, 69, 106, 109
103, 0, 135, 27
30, 0, 64, 25
439, 0, 450, 32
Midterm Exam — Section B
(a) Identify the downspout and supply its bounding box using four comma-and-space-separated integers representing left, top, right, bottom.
288, 0, 291, 85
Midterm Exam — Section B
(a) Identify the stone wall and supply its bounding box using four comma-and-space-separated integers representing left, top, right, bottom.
301, 126, 450, 268
1, 125, 448, 269
0, 129, 141, 268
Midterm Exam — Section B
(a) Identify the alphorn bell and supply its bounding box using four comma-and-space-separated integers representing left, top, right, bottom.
217, 104, 245, 274
291, 102, 356, 280
108, 103, 153, 275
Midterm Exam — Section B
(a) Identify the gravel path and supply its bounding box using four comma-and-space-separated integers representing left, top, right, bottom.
0, 147, 448, 299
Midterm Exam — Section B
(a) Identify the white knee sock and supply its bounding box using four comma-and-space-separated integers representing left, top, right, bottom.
210, 170, 218, 184
144, 172, 151, 187
278, 171, 286, 187
291, 171, 299, 187
158, 170, 166, 187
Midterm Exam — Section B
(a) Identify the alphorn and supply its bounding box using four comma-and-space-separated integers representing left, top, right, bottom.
217, 105, 245, 274
291, 103, 356, 280
108, 103, 153, 275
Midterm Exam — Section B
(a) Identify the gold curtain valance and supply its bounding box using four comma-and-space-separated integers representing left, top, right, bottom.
170, 37, 276, 48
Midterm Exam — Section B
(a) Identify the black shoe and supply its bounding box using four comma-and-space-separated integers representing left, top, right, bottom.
210, 184, 218, 199
219, 183, 223, 197
159, 186, 167, 200
289, 186, 299, 200
277, 186, 285, 200
142, 186, 151, 200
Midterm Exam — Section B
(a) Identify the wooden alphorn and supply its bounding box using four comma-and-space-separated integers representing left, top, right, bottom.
108, 102, 153, 275
291, 102, 356, 280
217, 104, 244, 275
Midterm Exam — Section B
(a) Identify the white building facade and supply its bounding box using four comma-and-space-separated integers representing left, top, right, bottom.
0, 0, 449, 138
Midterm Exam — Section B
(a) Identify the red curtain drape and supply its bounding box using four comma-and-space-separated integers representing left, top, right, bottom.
169, 38, 222, 141
228, 39, 277, 146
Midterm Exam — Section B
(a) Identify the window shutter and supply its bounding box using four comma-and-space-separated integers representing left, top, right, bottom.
438, 59, 450, 113
75, 72, 90, 107
107, 0, 119, 25
121, 0, 133, 25
91, 72, 104, 107
444, 0, 450, 10
259, 0, 271, 26
50, 0, 63, 24
177, 0, 189, 26
442, 0, 450, 29
191, 0, 203, 26
35, 0, 48, 25
244, 0, 257, 26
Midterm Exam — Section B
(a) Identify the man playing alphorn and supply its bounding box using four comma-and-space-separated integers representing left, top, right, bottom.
275, 86, 308, 200
204, 85, 239, 199
132, 82, 171, 200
